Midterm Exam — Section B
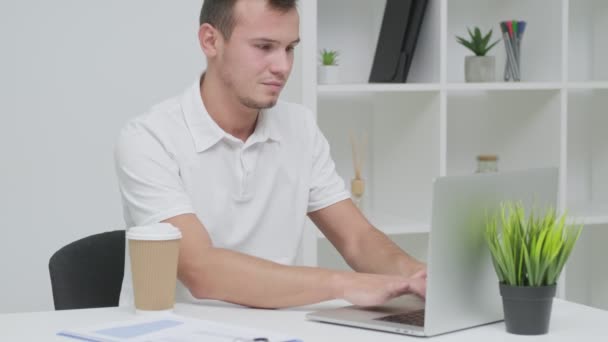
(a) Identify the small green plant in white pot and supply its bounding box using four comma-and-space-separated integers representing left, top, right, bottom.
318, 49, 340, 84
456, 27, 500, 82
485, 202, 583, 335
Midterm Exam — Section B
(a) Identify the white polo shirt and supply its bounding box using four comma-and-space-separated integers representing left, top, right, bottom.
114, 79, 350, 304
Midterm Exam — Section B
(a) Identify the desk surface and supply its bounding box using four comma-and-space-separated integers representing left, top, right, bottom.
1, 299, 607, 341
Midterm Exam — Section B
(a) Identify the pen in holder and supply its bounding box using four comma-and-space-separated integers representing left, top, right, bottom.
350, 131, 367, 212
501, 20, 526, 82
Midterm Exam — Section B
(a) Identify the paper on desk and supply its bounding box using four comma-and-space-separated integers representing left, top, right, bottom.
57, 313, 302, 342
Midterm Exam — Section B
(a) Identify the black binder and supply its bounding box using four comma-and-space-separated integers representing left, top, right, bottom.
369, 0, 429, 83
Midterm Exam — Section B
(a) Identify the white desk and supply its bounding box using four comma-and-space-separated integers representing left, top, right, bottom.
1, 299, 607, 341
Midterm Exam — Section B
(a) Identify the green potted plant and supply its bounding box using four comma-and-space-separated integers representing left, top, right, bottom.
318, 49, 340, 84
456, 27, 500, 82
485, 202, 583, 335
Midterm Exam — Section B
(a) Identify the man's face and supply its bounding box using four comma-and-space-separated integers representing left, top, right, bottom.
215, 0, 300, 109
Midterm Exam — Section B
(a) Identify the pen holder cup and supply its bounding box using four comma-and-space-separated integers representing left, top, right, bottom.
501, 20, 525, 82
504, 52, 521, 82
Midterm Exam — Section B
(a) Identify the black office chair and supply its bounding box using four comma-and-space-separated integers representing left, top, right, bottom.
49, 230, 125, 310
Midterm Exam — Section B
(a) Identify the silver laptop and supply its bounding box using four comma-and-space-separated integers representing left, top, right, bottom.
306, 168, 559, 337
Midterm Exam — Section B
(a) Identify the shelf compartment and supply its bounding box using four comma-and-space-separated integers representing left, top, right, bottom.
568, 202, 608, 226
447, 0, 562, 83
318, 92, 440, 228
569, 0, 608, 82
446, 90, 561, 176
567, 89, 608, 215
566, 224, 608, 310
317, 0, 440, 84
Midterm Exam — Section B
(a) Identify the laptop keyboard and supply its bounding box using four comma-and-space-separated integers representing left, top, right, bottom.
374, 309, 425, 327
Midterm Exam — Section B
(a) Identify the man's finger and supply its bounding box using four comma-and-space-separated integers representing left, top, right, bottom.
409, 278, 427, 299
411, 269, 427, 280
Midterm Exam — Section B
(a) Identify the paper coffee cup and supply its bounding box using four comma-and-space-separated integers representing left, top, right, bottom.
127, 223, 182, 312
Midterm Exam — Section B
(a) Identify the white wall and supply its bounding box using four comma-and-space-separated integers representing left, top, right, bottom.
0, 0, 302, 314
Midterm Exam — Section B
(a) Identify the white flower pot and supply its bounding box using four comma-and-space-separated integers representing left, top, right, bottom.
465, 56, 496, 82
318, 65, 339, 84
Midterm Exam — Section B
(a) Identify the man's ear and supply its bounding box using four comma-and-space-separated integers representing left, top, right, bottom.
198, 23, 222, 58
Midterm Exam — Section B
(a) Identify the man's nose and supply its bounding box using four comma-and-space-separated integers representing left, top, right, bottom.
269, 50, 291, 76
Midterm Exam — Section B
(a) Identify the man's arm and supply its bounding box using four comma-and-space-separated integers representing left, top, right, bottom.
308, 199, 427, 281
163, 213, 425, 309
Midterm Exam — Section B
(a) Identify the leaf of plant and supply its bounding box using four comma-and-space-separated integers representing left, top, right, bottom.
474, 27, 482, 42
481, 30, 492, 49
522, 240, 532, 287
483, 40, 501, 55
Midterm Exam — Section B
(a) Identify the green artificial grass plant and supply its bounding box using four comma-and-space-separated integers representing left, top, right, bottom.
319, 49, 339, 66
485, 202, 583, 287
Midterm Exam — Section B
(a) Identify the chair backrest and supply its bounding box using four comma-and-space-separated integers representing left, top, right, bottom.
49, 230, 125, 310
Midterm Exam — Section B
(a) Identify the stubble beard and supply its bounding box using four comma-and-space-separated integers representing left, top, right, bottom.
239, 95, 277, 110
219, 68, 278, 110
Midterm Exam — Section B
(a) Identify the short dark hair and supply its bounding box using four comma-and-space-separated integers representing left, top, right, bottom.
199, 0, 297, 39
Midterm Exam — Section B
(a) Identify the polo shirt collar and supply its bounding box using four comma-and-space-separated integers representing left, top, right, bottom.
249, 105, 283, 146
181, 77, 282, 153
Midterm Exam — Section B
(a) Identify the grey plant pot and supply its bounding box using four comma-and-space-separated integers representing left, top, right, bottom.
499, 283, 556, 335
318, 65, 339, 84
465, 55, 495, 82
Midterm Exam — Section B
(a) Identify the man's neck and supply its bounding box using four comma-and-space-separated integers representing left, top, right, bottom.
200, 71, 259, 142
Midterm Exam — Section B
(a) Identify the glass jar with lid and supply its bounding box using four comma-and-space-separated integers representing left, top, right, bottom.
476, 154, 498, 173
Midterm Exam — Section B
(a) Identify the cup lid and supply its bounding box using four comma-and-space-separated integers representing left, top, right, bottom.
126, 223, 182, 241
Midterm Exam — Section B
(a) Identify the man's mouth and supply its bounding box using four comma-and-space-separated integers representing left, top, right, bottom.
262, 81, 284, 91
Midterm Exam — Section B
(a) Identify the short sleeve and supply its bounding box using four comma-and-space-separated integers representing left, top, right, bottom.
307, 123, 351, 213
114, 125, 194, 226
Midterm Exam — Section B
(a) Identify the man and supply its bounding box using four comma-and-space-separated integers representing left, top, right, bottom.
115, 0, 426, 309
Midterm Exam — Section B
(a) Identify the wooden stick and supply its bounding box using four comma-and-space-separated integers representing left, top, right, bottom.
350, 130, 367, 180
360, 132, 368, 179
349, 131, 361, 180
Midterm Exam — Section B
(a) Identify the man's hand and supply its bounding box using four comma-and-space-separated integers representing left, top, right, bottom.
310, 200, 428, 301
334, 272, 427, 307
408, 265, 427, 297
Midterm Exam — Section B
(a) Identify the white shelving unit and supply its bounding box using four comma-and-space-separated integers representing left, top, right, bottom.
299, 0, 608, 310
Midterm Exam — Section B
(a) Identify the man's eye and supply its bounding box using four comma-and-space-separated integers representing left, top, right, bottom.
286, 46, 295, 52
257, 44, 272, 51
